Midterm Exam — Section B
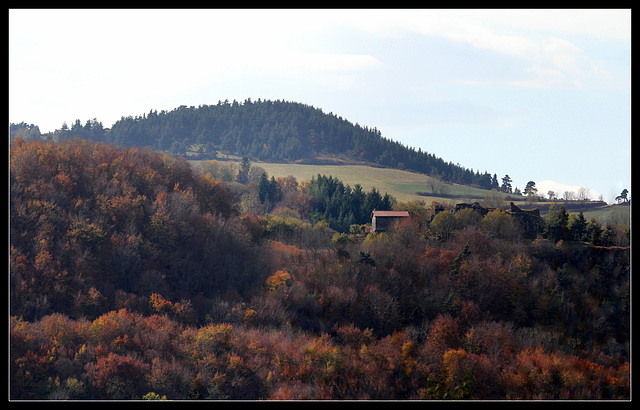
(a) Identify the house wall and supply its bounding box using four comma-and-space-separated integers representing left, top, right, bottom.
373, 216, 405, 233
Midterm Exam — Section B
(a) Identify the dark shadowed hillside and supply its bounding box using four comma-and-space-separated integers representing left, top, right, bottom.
59, 99, 497, 187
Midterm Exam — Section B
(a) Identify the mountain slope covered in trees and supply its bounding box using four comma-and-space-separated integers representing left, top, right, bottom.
10, 138, 630, 400
54, 99, 496, 187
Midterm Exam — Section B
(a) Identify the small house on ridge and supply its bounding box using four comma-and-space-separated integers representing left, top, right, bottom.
371, 210, 410, 233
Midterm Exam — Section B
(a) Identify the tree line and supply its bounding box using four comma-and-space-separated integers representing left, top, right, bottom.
11, 99, 499, 187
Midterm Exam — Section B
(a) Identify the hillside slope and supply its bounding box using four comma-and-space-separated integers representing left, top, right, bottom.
10, 138, 268, 322
208, 159, 614, 217
65, 99, 497, 188
10, 138, 630, 400
243, 161, 491, 204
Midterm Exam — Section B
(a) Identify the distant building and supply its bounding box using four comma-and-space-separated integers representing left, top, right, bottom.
452, 201, 543, 239
507, 202, 543, 238
371, 210, 410, 233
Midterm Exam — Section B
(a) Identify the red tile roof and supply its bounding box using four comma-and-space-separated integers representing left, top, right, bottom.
371, 210, 410, 217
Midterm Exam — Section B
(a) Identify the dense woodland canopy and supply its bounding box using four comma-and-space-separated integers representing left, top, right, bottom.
10, 138, 629, 400
23, 99, 499, 187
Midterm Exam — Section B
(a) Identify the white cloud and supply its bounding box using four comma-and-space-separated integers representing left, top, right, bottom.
434, 9, 630, 41
345, 9, 628, 90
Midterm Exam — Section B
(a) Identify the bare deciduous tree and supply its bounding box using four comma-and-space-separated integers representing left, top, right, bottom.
577, 186, 591, 202
563, 191, 575, 202
426, 175, 450, 195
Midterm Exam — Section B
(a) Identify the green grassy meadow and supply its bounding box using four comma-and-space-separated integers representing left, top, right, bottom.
250, 161, 524, 206
582, 203, 630, 226
191, 158, 626, 224
253, 162, 487, 204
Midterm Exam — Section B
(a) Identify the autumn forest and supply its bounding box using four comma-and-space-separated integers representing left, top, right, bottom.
9, 136, 629, 400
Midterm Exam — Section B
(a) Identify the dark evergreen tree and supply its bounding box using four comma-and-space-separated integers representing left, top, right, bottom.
543, 204, 569, 243
616, 189, 629, 203
568, 211, 587, 241
501, 175, 513, 194
491, 173, 500, 190
237, 157, 251, 184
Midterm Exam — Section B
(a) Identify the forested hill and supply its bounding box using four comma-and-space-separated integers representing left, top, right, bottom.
60, 99, 495, 187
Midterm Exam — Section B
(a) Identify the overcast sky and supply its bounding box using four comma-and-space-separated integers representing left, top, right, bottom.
9, 9, 631, 203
